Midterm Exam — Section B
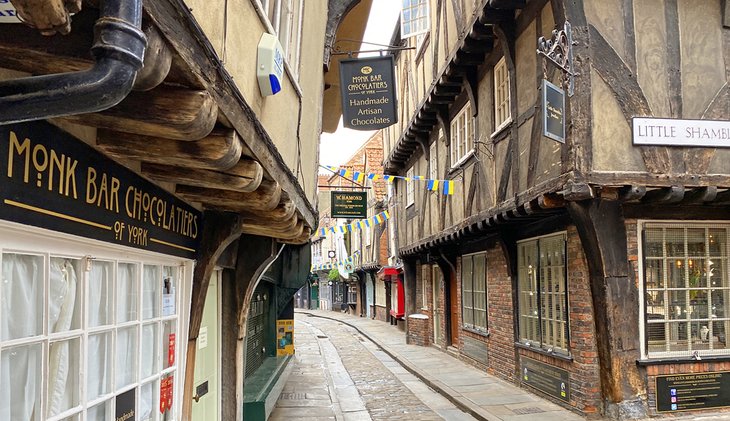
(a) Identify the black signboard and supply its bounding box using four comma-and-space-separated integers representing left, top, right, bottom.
542, 79, 565, 143
520, 356, 570, 402
115, 388, 136, 421
339, 56, 398, 130
0, 122, 201, 259
331, 191, 367, 219
656, 371, 730, 412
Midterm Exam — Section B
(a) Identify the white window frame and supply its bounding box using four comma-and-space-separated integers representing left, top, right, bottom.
461, 252, 488, 332
401, 0, 429, 39
256, 0, 304, 78
639, 221, 730, 359
493, 57, 511, 134
406, 167, 415, 207
517, 232, 569, 354
0, 223, 190, 421
450, 103, 474, 168
429, 140, 438, 182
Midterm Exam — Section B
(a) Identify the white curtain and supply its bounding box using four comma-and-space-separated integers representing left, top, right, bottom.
0, 254, 43, 421
143, 265, 159, 320
89, 261, 112, 327
139, 381, 153, 421
116, 326, 137, 390
117, 263, 137, 323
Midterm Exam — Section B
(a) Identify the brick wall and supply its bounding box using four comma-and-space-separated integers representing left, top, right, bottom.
485, 245, 516, 380
407, 315, 431, 346
373, 305, 387, 322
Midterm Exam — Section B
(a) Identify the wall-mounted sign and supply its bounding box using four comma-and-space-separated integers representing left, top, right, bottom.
116, 388, 136, 421
331, 191, 367, 219
633, 117, 730, 147
520, 356, 570, 402
542, 79, 565, 143
0, 122, 201, 259
0, 1, 20, 23
339, 56, 398, 130
257, 33, 285, 96
656, 371, 730, 412
276, 319, 294, 356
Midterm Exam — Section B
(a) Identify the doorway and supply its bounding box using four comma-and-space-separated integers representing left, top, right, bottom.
192, 271, 220, 421
448, 266, 459, 347
432, 265, 442, 345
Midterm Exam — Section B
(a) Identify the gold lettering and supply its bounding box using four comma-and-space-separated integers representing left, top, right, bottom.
8, 131, 31, 182
86, 167, 98, 205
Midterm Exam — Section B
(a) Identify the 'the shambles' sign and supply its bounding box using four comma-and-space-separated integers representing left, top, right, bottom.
339, 56, 398, 130
331, 191, 367, 219
0, 121, 201, 259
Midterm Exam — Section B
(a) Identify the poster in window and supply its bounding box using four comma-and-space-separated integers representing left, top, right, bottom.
160, 376, 174, 414
168, 333, 175, 367
116, 388, 136, 421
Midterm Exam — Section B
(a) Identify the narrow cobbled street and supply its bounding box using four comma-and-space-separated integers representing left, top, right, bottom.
270, 314, 477, 421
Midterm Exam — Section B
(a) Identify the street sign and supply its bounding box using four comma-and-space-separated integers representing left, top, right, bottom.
339, 56, 398, 130
331, 191, 367, 219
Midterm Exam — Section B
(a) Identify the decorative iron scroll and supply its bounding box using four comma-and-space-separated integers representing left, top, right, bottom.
537, 21, 576, 96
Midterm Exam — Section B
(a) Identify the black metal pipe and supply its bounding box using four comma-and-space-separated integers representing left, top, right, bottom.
0, 0, 146, 124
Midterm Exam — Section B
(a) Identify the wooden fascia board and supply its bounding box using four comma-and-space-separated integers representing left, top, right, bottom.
144, 0, 317, 230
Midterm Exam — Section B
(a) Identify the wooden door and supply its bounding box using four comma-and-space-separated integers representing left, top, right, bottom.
449, 269, 459, 346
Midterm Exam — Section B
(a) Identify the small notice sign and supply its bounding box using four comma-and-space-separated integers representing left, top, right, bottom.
116, 389, 136, 421
168, 333, 175, 367
331, 191, 367, 219
520, 356, 570, 402
339, 56, 398, 130
656, 371, 730, 412
276, 319, 294, 356
633, 117, 730, 147
542, 79, 565, 143
160, 376, 174, 414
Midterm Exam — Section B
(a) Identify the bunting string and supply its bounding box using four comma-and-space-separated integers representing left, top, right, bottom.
322, 165, 454, 195
310, 250, 361, 271
318, 210, 392, 238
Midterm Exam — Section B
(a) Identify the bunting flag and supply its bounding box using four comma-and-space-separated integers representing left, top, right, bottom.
374, 214, 384, 225
315, 210, 393, 242
311, 250, 362, 271
321, 165, 455, 195
384, 210, 390, 219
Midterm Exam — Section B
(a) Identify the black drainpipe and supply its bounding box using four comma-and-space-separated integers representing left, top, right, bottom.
0, 0, 147, 125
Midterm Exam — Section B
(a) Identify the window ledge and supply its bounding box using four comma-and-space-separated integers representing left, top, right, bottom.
463, 326, 490, 338
636, 354, 730, 366
490, 120, 513, 141
448, 150, 476, 175
515, 342, 574, 362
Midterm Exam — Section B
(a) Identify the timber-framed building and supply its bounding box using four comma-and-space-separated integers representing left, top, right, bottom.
384, 0, 730, 418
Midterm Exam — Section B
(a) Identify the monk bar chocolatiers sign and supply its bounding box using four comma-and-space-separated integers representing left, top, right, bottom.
339, 55, 398, 130
656, 371, 730, 413
0, 121, 201, 259
331, 191, 367, 219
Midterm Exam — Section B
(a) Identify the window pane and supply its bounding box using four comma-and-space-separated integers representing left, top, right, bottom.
0, 342, 42, 421
645, 259, 664, 289
117, 263, 139, 322
141, 323, 159, 379
518, 242, 539, 343
143, 265, 160, 320
89, 261, 113, 327
1, 253, 43, 340
116, 326, 138, 390
140, 380, 158, 421
88, 331, 112, 400
162, 267, 177, 317
47, 337, 81, 417
49, 257, 82, 333
462, 256, 473, 327
473, 254, 487, 329
644, 228, 663, 257
669, 290, 688, 320
88, 400, 111, 421
667, 259, 686, 289
162, 320, 177, 370
712, 320, 729, 350
665, 229, 685, 256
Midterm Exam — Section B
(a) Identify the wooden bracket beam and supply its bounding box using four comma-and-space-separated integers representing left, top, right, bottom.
176, 180, 282, 212
641, 185, 685, 204
142, 159, 263, 193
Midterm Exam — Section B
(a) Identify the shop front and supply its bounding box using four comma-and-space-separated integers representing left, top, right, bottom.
0, 121, 200, 420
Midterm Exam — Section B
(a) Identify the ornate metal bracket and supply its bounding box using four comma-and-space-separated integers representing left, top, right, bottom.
537, 21, 577, 96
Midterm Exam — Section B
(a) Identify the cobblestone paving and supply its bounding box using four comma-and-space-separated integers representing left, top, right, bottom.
308, 317, 447, 421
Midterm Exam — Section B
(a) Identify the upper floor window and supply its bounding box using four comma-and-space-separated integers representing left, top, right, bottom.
406, 167, 415, 207
518, 232, 569, 354
450, 103, 474, 167
429, 140, 437, 182
494, 57, 511, 133
258, 0, 304, 76
462, 253, 488, 332
641, 222, 730, 359
401, 0, 429, 39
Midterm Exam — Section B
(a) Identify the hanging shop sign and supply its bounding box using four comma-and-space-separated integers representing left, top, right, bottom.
331, 191, 367, 219
520, 356, 570, 402
339, 55, 398, 130
542, 79, 565, 143
633, 117, 730, 147
656, 371, 730, 412
0, 121, 201, 259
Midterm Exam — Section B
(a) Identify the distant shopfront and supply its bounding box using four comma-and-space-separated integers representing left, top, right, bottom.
0, 122, 201, 421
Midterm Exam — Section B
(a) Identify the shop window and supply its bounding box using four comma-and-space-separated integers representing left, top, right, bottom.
518, 233, 569, 353
406, 167, 415, 207
450, 102, 474, 167
641, 223, 730, 358
257, 0, 304, 76
0, 249, 181, 421
493, 57, 511, 133
401, 0, 429, 39
462, 253, 488, 332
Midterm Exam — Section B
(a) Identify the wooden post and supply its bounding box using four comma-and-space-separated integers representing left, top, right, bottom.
182, 212, 243, 421
567, 199, 647, 418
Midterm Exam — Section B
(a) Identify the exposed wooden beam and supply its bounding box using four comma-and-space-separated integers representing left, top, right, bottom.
241, 220, 305, 240
176, 180, 282, 212
682, 186, 718, 204
141, 159, 263, 193
642, 185, 685, 204
97, 128, 244, 171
